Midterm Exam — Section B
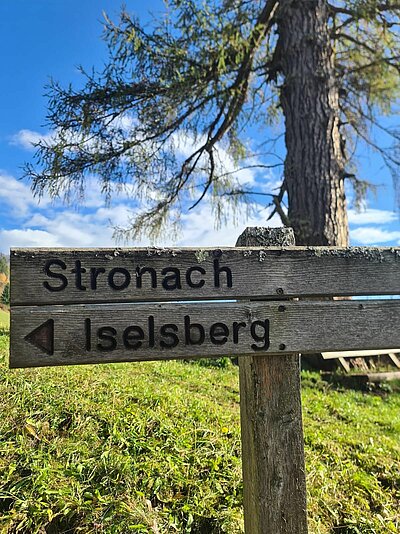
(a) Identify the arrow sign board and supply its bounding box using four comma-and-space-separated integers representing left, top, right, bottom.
10, 300, 400, 368
9, 246, 400, 368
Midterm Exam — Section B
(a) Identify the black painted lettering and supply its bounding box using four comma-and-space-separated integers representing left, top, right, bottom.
184, 315, 205, 345
209, 322, 229, 345
186, 266, 205, 289
71, 260, 87, 291
162, 267, 182, 290
233, 321, 247, 344
97, 326, 117, 351
160, 324, 179, 348
250, 319, 270, 351
85, 318, 91, 351
90, 267, 106, 290
136, 267, 157, 288
108, 267, 131, 290
123, 325, 144, 350
148, 316, 155, 347
213, 259, 233, 288
43, 259, 68, 292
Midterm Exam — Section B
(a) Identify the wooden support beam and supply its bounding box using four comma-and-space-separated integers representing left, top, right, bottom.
236, 227, 308, 534
322, 349, 400, 359
388, 353, 400, 369
338, 357, 351, 373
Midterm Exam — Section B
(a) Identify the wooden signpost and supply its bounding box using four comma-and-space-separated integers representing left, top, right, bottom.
9, 227, 400, 533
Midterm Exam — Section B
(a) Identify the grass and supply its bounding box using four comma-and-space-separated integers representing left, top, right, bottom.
0, 332, 399, 533
0, 309, 9, 331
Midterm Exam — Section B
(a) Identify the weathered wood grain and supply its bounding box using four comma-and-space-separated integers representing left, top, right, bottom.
236, 227, 308, 534
9, 299, 400, 368
10, 245, 400, 306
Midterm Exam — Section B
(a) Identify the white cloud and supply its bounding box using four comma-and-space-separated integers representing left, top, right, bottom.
0, 229, 60, 249
0, 172, 50, 216
173, 132, 258, 188
11, 116, 134, 154
10, 127, 97, 155
109, 114, 136, 132
24, 213, 53, 228
20, 211, 116, 248
74, 177, 115, 209
10, 126, 282, 207
94, 205, 135, 228
350, 226, 400, 245
0, 182, 282, 253
0, 170, 136, 225
9, 202, 144, 250
10, 129, 54, 150
2, 165, 398, 252
348, 208, 397, 226
0, 172, 137, 252
177, 203, 280, 247
0, 150, 283, 254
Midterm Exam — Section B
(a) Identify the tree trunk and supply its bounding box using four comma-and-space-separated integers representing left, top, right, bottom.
277, 0, 349, 246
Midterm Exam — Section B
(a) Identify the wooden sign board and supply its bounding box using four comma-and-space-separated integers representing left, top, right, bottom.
10, 300, 400, 368
9, 246, 400, 368
10, 246, 400, 305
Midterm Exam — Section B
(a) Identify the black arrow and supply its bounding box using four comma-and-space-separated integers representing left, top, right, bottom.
24, 319, 54, 355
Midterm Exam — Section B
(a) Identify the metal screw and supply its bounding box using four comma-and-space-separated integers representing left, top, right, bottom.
276, 287, 284, 295
278, 305, 286, 312
279, 343, 286, 350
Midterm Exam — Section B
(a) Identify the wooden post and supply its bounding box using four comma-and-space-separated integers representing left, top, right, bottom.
236, 227, 308, 534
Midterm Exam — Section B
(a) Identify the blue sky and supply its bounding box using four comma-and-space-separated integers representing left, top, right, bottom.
0, 0, 399, 253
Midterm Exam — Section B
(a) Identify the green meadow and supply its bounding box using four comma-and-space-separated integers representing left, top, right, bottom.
0, 309, 9, 331
0, 332, 399, 533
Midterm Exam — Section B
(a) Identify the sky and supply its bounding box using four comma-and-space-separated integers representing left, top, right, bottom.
0, 0, 399, 254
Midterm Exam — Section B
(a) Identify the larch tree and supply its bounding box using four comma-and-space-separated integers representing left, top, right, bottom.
25, 0, 400, 246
